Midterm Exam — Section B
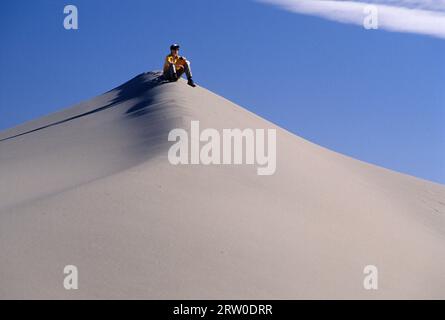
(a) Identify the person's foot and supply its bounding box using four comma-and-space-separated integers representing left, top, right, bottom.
187, 79, 196, 87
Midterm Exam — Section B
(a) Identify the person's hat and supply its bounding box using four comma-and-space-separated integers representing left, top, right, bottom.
170, 43, 180, 50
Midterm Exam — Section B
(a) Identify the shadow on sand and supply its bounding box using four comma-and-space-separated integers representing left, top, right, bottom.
0, 71, 170, 142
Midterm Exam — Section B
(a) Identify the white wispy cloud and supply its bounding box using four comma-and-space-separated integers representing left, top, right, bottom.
259, 0, 445, 39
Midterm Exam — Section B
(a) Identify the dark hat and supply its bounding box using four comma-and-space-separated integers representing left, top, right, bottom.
170, 43, 180, 50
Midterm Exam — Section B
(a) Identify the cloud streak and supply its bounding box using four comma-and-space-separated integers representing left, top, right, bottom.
259, 0, 445, 40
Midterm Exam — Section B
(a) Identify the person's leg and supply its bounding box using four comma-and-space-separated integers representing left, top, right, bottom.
164, 63, 178, 81
183, 60, 193, 80
176, 66, 185, 79
183, 60, 196, 87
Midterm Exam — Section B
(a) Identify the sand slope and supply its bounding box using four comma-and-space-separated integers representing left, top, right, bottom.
1, 72, 444, 299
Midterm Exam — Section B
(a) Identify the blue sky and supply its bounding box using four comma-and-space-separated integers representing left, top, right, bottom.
0, 0, 444, 184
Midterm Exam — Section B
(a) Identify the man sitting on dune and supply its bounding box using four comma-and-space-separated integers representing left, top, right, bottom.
163, 43, 196, 87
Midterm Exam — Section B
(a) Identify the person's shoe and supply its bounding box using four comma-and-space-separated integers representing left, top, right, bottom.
187, 79, 196, 87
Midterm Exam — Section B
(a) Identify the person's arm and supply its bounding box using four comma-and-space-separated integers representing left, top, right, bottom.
177, 56, 187, 66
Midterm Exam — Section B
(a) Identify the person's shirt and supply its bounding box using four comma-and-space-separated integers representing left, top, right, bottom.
163, 54, 187, 74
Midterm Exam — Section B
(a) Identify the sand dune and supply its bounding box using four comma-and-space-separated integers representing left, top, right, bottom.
1, 71, 444, 299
